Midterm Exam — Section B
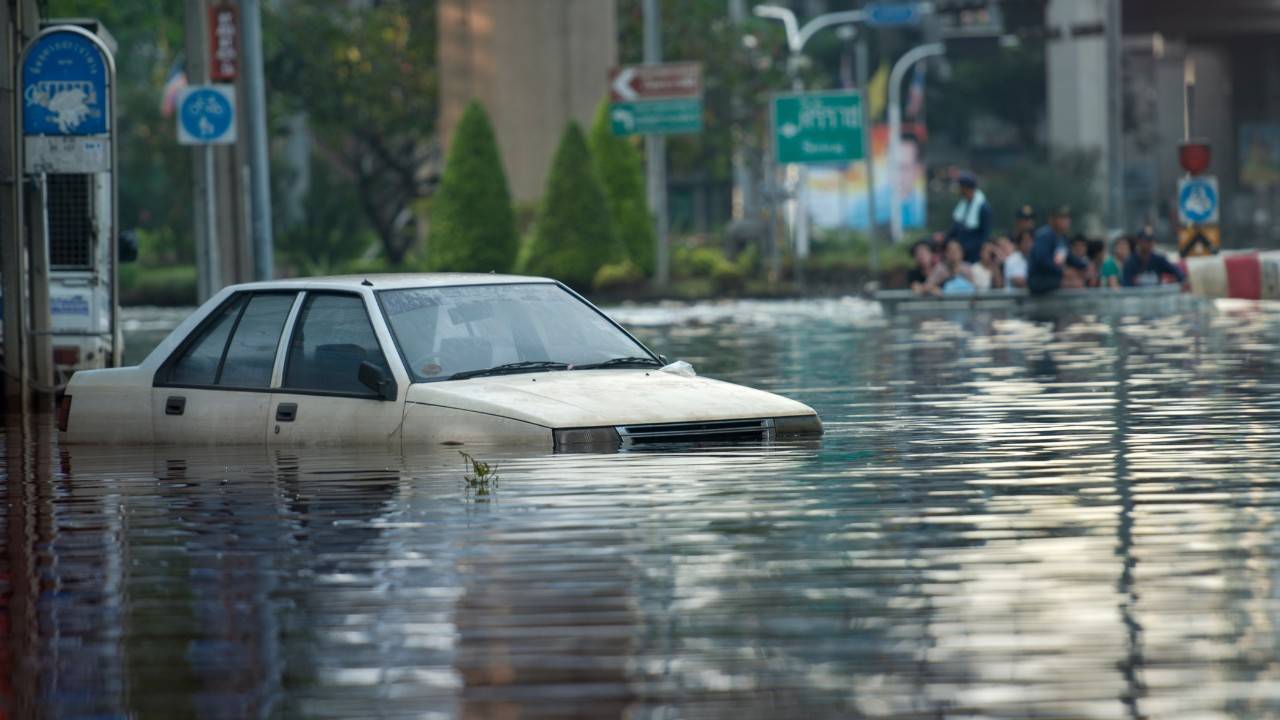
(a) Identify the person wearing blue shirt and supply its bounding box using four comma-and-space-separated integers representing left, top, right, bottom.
946, 172, 992, 264
1027, 205, 1088, 294
1123, 227, 1187, 287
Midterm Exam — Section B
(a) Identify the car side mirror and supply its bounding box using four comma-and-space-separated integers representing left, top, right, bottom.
358, 361, 397, 401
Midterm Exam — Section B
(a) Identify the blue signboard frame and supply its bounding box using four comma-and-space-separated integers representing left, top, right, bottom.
21, 26, 113, 136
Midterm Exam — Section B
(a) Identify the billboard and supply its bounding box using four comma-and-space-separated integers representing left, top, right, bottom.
802, 124, 926, 232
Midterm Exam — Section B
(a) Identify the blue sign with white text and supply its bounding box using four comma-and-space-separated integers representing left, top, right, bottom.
22, 29, 109, 136
865, 2, 921, 27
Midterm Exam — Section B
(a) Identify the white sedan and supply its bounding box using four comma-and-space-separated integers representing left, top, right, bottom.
59, 274, 823, 450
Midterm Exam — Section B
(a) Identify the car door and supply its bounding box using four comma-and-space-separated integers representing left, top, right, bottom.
267, 291, 406, 448
152, 291, 299, 444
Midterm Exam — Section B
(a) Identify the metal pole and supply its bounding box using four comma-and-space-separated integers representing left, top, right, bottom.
27, 175, 51, 392
644, 0, 669, 287
242, 0, 273, 281
1, 1, 30, 408
888, 43, 943, 245
857, 38, 880, 277
1105, 0, 1124, 230
205, 144, 220, 294
792, 74, 808, 287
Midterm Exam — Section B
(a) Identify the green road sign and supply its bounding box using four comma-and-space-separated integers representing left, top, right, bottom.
609, 98, 702, 136
772, 91, 865, 164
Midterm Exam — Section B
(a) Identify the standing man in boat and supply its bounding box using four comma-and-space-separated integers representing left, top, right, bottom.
1027, 205, 1089, 294
1124, 226, 1187, 288
946, 172, 992, 263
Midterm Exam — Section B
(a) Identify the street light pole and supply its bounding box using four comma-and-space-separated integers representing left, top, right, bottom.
753, 5, 863, 284
888, 42, 943, 245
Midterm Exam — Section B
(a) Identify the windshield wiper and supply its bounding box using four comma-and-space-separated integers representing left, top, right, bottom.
449, 360, 570, 380
575, 356, 662, 370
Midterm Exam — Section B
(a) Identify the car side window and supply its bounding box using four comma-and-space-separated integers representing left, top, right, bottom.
164, 292, 295, 388
216, 294, 297, 388
166, 295, 247, 386
283, 293, 391, 396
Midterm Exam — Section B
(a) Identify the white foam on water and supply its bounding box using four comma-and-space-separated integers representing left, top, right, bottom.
603, 296, 885, 328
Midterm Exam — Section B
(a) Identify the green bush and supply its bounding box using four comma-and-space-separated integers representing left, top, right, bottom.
672, 245, 733, 279
592, 260, 645, 292
519, 122, 624, 289
588, 100, 655, 274
119, 264, 197, 307
427, 101, 518, 273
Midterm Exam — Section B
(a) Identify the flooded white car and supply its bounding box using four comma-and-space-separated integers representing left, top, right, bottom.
59, 274, 822, 450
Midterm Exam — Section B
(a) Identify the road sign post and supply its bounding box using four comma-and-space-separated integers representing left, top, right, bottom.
177, 85, 236, 300
610, 54, 703, 288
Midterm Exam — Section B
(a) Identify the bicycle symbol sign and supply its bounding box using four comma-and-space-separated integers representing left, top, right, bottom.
177, 85, 236, 145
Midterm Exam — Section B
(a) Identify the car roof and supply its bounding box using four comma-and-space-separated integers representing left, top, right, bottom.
223, 272, 557, 293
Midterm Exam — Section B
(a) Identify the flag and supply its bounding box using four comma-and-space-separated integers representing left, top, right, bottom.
867, 61, 890, 121
160, 55, 187, 118
905, 63, 926, 120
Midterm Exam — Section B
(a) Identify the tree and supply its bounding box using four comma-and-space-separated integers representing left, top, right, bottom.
520, 123, 623, 289
427, 102, 517, 273
267, 2, 438, 265
588, 101, 654, 275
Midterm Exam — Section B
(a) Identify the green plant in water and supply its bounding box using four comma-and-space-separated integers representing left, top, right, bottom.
459, 450, 499, 497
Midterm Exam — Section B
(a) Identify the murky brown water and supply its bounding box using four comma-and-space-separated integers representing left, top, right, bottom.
7, 297, 1280, 718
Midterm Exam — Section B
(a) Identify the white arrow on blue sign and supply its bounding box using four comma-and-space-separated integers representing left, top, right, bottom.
865, 2, 922, 27
177, 85, 236, 145
1178, 175, 1219, 225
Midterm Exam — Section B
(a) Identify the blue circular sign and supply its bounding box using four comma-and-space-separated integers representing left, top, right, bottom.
180, 88, 234, 141
1179, 179, 1218, 224
22, 29, 110, 136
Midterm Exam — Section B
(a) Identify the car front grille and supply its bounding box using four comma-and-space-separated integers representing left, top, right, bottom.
616, 418, 774, 446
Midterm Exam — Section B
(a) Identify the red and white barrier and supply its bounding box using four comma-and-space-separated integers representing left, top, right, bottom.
1186, 251, 1280, 301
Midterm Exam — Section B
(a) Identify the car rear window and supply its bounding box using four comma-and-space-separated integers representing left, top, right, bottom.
163, 292, 296, 389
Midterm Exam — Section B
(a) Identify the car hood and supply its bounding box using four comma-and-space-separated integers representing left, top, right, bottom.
406, 369, 815, 428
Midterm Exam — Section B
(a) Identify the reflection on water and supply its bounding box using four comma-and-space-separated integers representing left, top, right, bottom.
8, 297, 1280, 717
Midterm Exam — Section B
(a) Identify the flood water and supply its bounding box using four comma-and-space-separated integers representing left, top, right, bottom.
7, 296, 1280, 718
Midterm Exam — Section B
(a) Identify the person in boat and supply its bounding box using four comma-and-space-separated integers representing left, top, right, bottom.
1099, 235, 1131, 289
1086, 239, 1106, 287
1028, 205, 1088, 294
1003, 228, 1034, 286
922, 238, 978, 296
906, 239, 937, 294
946, 172, 992, 264
1124, 227, 1187, 288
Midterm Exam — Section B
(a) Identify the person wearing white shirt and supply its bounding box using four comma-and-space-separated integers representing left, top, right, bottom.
1000, 231, 1032, 290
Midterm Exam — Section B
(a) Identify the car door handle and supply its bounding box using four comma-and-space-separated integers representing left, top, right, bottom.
276, 403, 298, 422
165, 396, 186, 416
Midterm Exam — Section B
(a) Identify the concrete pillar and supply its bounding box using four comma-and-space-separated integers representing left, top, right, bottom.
438, 0, 617, 203
1046, 0, 1112, 231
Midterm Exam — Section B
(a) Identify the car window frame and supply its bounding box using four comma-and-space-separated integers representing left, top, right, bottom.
277, 289, 395, 401
373, 281, 660, 384
154, 290, 300, 392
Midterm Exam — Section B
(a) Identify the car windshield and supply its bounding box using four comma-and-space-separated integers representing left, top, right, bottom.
378, 283, 654, 382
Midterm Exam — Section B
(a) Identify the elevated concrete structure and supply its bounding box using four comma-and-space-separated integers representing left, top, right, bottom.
438, 0, 617, 202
